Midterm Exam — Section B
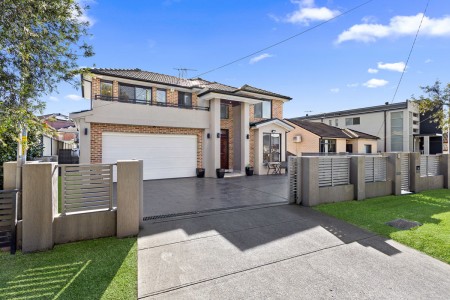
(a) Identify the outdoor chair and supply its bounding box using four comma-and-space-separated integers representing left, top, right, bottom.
280, 161, 288, 175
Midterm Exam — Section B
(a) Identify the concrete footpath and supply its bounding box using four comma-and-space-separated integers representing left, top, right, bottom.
138, 204, 450, 299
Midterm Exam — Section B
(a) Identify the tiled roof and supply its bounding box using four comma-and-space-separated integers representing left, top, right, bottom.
250, 118, 294, 129
89, 68, 291, 100
287, 120, 352, 139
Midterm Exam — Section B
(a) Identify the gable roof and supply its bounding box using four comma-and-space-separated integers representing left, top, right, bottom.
250, 118, 295, 131
287, 119, 378, 139
89, 68, 291, 100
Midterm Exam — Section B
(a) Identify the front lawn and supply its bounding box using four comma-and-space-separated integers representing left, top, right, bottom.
0, 237, 137, 299
315, 189, 450, 264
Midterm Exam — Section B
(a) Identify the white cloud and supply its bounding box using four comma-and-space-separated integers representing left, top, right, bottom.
268, 14, 280, 22
249, 53, 273, 64
65, 94, 83, 101
347, 83, 359, 88
425, 58, 432, 63
337, 13, 450, 43
363, 78, 389, 88
330, 88, 340, 93
74, 0, 96, 27
368, 68, 378, 74
377, 61, 406, 72
361, 16, 378, 24
48, 96, 59, 102
286, 0, 340, 25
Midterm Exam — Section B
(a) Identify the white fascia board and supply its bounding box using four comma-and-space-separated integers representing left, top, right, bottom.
253, 119, 295, 131
199, 92, 263, 105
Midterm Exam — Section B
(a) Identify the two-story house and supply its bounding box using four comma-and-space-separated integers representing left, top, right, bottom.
70, 68, 294, 180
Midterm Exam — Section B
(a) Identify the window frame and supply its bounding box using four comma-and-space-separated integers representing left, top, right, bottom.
220, 103, 229, 119
156, 89, 167, 104
254, 100, 272, 119
118, 83, 152, 104
263, 133, 282, 163
319, 139, 337, 153
178, 91, 193, 107
365, 144, 372, 154
345, 117, 360, 125
100, 80, 113, 97
335, 119, 339, 127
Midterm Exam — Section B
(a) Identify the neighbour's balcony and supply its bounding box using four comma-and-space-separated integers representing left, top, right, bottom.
95, 95, 210, 111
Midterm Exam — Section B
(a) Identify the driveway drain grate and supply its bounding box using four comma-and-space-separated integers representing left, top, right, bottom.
143, 202, 288, 221
385, 219, 422, 230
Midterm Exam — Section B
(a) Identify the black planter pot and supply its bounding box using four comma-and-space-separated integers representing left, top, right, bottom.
216, 168, 225, 178
245, 167, 254, 176
196, 168, 205, 178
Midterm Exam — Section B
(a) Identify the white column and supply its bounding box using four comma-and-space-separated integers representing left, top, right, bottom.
207, 98, 221, 177
424, 136, 430, 155
240, 103, 250, 172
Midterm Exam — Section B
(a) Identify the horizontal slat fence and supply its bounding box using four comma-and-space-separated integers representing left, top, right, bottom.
318, 157, 350, 187
288, 157, 300, 203
0, 189, 18, 254
420, 155, 441, 177
60, 164, 114, 214
365, 156, 387, 182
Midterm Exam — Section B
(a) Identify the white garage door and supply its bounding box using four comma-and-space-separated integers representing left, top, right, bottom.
102, 132, 197, 180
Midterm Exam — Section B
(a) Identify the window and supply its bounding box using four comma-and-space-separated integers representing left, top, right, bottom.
345, 117, 360, 125
328, 120, 332, 126
119, 84, 152, 103
263, 133, 281, 163
365, 144, 372, 154
178, 92, 192, 107
100, 81, 113, 97
391, 111, 403, 151
413, 113, 418, 118
136, 87, 152, 103
254, 101, 271, 119
119, 84, 134, 101
335, 119, 339, 127
319, 139, 336, 153
220, 104, 229, 119
156, 89, 167, 103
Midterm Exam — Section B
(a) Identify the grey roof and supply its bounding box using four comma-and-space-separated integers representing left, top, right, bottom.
89, 68, 291, 100
288, 119, 377, 139
293, 101, 409, 120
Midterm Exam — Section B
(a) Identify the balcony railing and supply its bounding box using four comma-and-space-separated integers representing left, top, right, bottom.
95, 95, 210, 111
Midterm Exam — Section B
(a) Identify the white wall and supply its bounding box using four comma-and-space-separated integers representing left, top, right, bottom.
254, 124, 287, 175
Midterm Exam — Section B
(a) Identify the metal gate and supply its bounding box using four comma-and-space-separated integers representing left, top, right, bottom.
400, 153, 410, 192
0, 189, 18, 254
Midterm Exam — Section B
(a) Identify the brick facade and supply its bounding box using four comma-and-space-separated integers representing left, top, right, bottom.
90, 123, 203, 168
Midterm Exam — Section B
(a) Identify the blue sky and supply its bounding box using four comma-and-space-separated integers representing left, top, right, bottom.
44, 0, 450, 118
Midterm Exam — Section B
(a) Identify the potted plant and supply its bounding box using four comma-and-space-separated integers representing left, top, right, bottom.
196, 168, 205, 178
245, 164, 254, 176
216, 168, 225, 178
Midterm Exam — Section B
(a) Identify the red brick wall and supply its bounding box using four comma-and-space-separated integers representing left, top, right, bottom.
90, 123, 203, 168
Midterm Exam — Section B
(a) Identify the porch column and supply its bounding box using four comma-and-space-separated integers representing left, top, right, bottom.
240, 102, 250, 171
207, 98, 221, 177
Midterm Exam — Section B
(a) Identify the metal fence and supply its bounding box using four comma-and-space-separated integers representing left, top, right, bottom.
288, 157, 300, 203
365, 156, 387, 182
420, 155, 441, 177
318, 157, 350, 187
60, 164, 114, 214
0, 189, 18, 254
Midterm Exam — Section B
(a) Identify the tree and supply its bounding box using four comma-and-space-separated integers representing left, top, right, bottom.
411, 81, 450, 132
0, 0, 94, 168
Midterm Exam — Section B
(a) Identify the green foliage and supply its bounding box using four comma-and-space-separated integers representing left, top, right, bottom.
0, 237, 137, 299
410, 81, 450, 132
315, 190, 450, 263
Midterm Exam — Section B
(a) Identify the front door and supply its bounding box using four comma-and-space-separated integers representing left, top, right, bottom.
220, 129, 229, 169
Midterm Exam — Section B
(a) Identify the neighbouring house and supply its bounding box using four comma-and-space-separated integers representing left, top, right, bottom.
39, 113, 78, 156
290, 101, 431, 153
285, 120, 379, 155
69, 68, 294, 179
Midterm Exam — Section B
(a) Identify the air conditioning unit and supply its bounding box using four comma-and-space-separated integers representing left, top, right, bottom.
293, 135, 302, 143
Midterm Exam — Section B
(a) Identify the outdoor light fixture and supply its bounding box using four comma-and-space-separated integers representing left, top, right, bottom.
207, 133, 211, 139
84, 128, 88, 135
271, 130, 276, 133
246, 134, 249, 139
217, 133, 221, 138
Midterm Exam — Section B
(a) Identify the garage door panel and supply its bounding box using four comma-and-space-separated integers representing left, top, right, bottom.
102, 133, 197, 180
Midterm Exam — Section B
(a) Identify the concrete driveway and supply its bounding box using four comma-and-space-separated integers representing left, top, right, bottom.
138, 204, 450, 299
142, 175, 289, 218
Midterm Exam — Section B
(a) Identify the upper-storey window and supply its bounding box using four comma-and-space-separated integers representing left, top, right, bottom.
254, 101, 271, 119
119, 84, 152, 103
178, 92, 192, 107
156, 89, 167, 103
345, 117, 360, 125
220, 104, 229, 119
100, 81, 113, 97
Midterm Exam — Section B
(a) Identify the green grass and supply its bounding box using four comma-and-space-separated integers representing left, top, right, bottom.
315, 189, 450, 264
0, 237, 137, 299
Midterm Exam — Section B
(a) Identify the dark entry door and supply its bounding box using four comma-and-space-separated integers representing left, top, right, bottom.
346, 144, 353, 153
220, 129, 229, 169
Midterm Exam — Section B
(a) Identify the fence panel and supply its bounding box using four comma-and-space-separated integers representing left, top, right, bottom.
60, 164, 114, 214
365, 157, 387, 182
288, 157, 300, 203
0, 189, 18, 254
420, 155, 441, 177
319, 157, 350, 187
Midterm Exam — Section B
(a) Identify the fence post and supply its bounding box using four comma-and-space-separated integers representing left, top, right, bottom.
350, 156, 365, 200
301, 157, 319, 207
410, 152, 420, 193
60, 165, 66, 215
3, 162, 17, 190
442, 154, 450, 189
387, 153, 401, 195
22, 162, 57, 253
117, 160, 142, 238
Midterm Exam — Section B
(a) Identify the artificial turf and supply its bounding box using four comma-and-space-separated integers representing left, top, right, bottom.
314, 189, 450, 264
0, 237, 137, 299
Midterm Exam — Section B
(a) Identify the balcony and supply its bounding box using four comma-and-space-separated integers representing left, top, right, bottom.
95, 95, 210, 111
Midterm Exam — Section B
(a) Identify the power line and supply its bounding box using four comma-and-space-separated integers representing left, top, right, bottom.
193, 0, 376, 78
